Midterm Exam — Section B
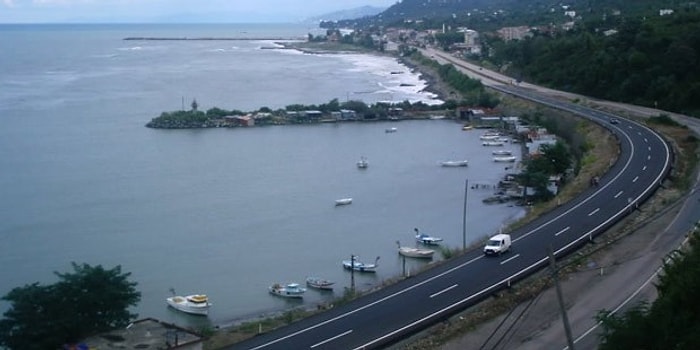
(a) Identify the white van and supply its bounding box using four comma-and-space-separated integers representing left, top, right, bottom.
483, 233, 512, 256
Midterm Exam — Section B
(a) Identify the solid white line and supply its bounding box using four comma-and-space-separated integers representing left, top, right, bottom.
311, 330, 353, 348
588, 208, 600, 216
614, 191, 623, 198
430, 284, 458, 298
633, 176, 639, 183
500, 254, 520, 265
555, 227, 571, 236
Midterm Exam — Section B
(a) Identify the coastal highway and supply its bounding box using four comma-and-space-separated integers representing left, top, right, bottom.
226, 57, 673, 350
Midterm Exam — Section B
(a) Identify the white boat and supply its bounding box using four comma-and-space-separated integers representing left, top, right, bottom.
166, 294, 211, 316
493, 155, 517, 162
492, 150, 512, 156
342, 256, 379, 273
397, 241, 434, 259
269, 283, 306, 298
385, 127, 397, 133
482, 141, 505, 147
335, 198, 353, 206
479, 134, 500, 140
441, 160, 468, 167
305, 277, 335, 291
356, 157, 368, 169
398, 246, 435, 259
414, 228, 443, 245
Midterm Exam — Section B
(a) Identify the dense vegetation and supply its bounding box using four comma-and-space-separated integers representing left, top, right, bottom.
0, 263, 140, 350
597, 228, 700, 349
487, 11, 700, 117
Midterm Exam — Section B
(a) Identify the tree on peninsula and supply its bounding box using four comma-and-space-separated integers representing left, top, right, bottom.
0, 262, 141, 350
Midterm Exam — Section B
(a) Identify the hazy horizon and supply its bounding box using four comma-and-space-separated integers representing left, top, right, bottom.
0, 0, 397, 24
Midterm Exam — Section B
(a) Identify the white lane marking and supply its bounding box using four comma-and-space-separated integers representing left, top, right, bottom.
311, 330, 353, 348
588, 208, 600, 216
500, 254, 520, 265
430, 284, 458, 298
644, 138, 648, 143
648, 146, 651, 151
643, 165, 647, 171
633, 176, 639, 183
648, 155, 651, 160
614, 191, 623, 198
555, 227, 571, 237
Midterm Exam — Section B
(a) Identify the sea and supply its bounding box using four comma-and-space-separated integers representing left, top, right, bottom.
0, 23, 525, 330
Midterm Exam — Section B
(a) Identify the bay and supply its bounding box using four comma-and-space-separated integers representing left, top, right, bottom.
0, 23, 524, 329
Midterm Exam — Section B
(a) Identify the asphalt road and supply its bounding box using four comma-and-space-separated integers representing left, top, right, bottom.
226, 51, 673, 350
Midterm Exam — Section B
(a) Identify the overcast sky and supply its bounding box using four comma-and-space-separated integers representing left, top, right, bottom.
1, 0, 398, 23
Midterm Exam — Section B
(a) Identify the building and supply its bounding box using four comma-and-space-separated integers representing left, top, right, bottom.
81, 318, 204, 350
497, 26, 532, 41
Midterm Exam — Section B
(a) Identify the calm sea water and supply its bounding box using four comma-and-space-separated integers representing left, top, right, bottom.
0, 23, 525, 328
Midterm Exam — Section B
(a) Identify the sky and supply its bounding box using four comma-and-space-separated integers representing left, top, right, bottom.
0, 0, 398, 23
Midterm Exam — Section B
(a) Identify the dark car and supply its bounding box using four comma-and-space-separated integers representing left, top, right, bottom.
609, 118, 619, 124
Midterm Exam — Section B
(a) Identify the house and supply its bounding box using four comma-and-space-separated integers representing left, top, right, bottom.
81, 318, 203, 350
331, 109, 357, 121
497, 26, 532, 41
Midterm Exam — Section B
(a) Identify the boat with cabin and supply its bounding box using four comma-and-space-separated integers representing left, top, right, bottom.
269, 283, 306, 298
342, 256, 379, 273
166, 294, 211, 316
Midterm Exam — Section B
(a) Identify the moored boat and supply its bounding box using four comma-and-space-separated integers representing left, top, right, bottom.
269, 283, 306, 298
493, 155, 517, 162
335, 198, 353, 206
385, 127, 397, 133
414, 228, 443, 245
357, 157, 368, 169
166, 294, 211, 316
342, 256, 379, 273
397, 241, 434, 259
482, 141, 505, 147
492, 150, 513, 156
305, 277, 335, 291
441, 160, 468, 167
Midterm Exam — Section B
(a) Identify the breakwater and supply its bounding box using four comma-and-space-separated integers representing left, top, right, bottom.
123, 36, 304, 41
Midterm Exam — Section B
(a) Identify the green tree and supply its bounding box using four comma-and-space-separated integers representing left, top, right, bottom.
0, 263, 141, 350
598, 230, 700, 349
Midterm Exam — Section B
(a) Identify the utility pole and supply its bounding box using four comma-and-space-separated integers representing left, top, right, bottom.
548, 247, 575, 350
350, 254, 355, 292
462, 178, 468, 250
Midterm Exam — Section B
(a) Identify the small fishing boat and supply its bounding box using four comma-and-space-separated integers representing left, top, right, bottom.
305, 277, 335, 291
482, 141, 505, 147
414, 228, 443, 245
441, 160, 468, 167
492, 150, 512, 156
357, 156, 368, 169
166, 294, 211, 316
269, 283, 306, 298
385, 127, 398, 133
493, 155, 517, 162
397, 241, 435, 259
342, 256, 380, 273
335, 198, 353, 206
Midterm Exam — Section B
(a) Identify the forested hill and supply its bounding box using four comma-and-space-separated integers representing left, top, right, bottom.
329, 0, 685, 30
489, 11, 700, 117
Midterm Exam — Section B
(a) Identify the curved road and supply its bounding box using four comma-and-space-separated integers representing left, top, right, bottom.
227, 52, 673, 350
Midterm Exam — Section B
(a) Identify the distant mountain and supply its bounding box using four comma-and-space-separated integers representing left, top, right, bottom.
303, 6, 387, 24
